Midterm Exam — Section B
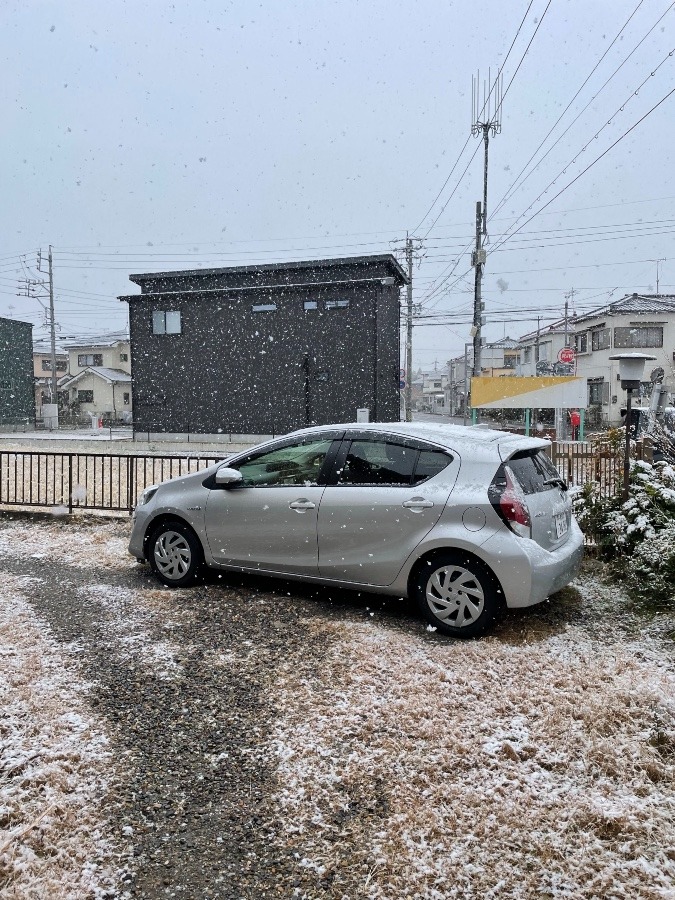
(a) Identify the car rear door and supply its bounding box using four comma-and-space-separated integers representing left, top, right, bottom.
316, 432, 459, 586
505, 448, 572, 550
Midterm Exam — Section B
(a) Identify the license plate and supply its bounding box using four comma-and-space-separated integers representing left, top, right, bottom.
555, 513, 568, 539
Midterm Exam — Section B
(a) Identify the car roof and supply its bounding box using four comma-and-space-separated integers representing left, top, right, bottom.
288, 421, 550, 461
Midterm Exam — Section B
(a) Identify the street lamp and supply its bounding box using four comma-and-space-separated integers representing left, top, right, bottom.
609, 352, 656, 501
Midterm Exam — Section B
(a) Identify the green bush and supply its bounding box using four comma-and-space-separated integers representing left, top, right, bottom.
573, 460, 675, 606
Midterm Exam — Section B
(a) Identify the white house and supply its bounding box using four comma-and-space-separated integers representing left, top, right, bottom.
517, 321, 572, 376
59, 333, 132, 423
445, 339, 520, 415
573, 293, 675, 427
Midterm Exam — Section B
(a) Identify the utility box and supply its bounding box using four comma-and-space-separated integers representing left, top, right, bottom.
43, 403, 58, 431
356, 408, 370, 422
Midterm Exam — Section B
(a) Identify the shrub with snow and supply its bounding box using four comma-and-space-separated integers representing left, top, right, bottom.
573, 459, 675, 606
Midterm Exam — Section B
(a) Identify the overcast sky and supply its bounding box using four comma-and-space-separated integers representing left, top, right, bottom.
2, 0, 674, 368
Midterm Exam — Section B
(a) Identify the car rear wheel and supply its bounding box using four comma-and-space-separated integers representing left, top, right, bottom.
412, 552, 499, 638
148, 520, 203, 587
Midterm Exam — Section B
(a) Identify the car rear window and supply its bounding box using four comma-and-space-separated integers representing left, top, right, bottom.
507, 449, 561, 494
336, 440, 452, 486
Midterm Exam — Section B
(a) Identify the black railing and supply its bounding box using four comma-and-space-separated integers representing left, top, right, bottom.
0, 451, 227, 514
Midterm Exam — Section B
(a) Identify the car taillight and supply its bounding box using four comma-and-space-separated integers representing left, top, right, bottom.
498, 468, 531, 539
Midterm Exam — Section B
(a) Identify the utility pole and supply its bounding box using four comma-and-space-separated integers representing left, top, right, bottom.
405, 234, 413, 422
470, 70, 502, 382
46, 247, 57, 402
563, 287, 578, 351
399, 234, 423, 422
471, 201, 484, 376
19, 246, 58, 403
649, 258, 666, 296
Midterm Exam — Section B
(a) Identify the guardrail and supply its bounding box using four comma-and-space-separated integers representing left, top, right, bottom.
0, 451, 227, 514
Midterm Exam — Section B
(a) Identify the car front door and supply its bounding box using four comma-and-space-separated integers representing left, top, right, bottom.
317, 433, 459, 586
204, 433, 341, 575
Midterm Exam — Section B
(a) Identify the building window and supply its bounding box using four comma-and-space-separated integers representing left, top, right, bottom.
575, 333, 588, 354
78, 353, 103, 367
613, 326, 663, 348
303, 301, 318, 311
591, 328, 611, 351
78, 390, 94, 403
152, 310, 182, 334
251, 303, 277, 313
120, 353, 129, 362
523, 348, 532, 363
588, 379, 608, 406
325, 299, 350, 310
123, 392, 130, 405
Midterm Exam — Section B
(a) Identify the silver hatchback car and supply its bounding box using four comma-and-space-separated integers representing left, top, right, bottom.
129, 423, 584, 637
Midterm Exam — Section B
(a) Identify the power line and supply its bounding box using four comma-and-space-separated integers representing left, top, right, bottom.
498, 0, 553, 112
492, 39, 675, 238
413, 0, 537, 236
489, 84, 675, 255
490, 0, 653, 221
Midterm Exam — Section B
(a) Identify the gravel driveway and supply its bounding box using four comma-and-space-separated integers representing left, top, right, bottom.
1, 514, 674, 899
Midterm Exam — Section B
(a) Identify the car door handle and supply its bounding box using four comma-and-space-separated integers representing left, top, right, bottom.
289, 499, 316, 511
402, 497, 434, 509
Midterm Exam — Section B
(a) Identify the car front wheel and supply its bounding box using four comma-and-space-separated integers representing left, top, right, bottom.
412, 552, 500, 638
148, 520, 203, 587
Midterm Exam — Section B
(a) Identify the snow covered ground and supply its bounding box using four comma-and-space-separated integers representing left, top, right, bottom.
0, 516, 673, 898
0, 573, 122, 898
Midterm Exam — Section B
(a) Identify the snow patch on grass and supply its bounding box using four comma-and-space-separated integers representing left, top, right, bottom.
0, 520, 133, 571
271, 616, 675, 898
0, 574, 125, 897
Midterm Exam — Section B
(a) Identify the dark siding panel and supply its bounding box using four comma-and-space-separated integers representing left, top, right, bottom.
0, 319, 35, 426
128, 263, 401, 434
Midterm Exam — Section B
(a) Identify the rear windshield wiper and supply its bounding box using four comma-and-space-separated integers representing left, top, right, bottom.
544, 475, 567, 490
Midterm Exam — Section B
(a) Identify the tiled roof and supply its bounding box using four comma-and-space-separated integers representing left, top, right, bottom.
574, 294, 675, 324
60, 367, 131, 387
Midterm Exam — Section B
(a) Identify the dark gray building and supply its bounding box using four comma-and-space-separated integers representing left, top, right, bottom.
0, 317, 35, 428
120, 255, 406, 437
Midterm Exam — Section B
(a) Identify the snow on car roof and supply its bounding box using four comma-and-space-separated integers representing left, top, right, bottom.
289, 421, 550, 457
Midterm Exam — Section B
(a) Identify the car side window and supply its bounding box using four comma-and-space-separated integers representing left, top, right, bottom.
412, 448, 452, 484
233, 438, 333, 487
336, 439, 416, 486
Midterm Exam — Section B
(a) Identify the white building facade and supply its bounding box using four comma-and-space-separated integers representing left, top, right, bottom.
573, 294, 675, 427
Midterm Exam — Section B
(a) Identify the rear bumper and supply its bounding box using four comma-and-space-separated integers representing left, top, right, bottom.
482, 518, 585, 609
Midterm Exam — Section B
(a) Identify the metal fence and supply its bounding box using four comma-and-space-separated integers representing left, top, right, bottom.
0, 442, 632, 516
0, 451, 227, 514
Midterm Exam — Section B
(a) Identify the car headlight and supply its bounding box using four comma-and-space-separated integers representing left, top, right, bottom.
137, 485, 159, 506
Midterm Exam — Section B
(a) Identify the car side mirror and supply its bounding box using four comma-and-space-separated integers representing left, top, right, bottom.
215, 467, 243, 487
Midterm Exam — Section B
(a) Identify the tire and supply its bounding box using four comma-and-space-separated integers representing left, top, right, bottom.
148, 520, 204, 588
412, 551, 500, 638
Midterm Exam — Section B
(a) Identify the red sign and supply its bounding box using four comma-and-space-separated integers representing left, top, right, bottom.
558, 347, 575, 364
